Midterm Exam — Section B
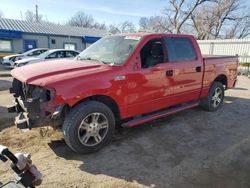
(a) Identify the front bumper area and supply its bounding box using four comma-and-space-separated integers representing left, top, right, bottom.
2, 62, 14, 69
15, 112, 30, 129
8, 97, 50, 130
8, 98, 64, 130
8, 105, 31, 129
8, 79, 64, 130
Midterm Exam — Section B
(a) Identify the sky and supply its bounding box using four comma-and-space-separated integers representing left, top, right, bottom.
0, 0, 167, 25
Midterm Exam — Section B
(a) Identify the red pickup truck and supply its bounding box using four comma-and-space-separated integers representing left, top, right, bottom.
9, 33, 238, 153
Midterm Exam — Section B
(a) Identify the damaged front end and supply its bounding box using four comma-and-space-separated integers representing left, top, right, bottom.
8, 78, 65, 130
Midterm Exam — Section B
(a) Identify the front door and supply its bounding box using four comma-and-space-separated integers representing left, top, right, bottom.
124, 38, 174, 117
24, 40, 37, 51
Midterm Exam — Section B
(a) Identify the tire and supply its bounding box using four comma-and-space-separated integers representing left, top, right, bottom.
201, 81, 225, 111
62, 101, 115, 153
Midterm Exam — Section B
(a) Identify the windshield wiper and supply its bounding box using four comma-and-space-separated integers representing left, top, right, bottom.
79, 57, 108, 64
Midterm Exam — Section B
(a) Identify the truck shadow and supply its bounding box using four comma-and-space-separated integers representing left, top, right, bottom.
0, 106, 15, 131
48, 95, 250, 188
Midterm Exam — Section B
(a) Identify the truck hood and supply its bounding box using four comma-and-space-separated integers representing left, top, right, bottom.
11, 59, 110, 86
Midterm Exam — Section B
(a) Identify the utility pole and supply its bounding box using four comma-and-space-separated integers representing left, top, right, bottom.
35, 4, 38, 22
20, 11, 23, 20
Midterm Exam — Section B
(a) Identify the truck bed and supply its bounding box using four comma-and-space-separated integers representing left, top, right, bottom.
202, 54, 238, 91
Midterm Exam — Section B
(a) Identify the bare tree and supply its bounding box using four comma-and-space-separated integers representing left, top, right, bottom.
109, 21, 136, 34
109, 24, 120, 34
191, 0, 249, 39
213, 0, 241, 38
25, 10, 43, 22
137, 0, 249, 38
139, 16, 171, 32
93, 22, 107, 30
68, 11, 107, 30
163, 0, 214, 33
225, 15, 250, 39
68, 11, 94, 28
191, 4, 216, 39
119, 21, 136, 33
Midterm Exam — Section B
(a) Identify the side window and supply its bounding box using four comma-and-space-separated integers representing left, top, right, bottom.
72, 51, 79, 56
47, 52, 57, 59
47, 51, 64, 59
65, 51, 78, 58
29, 50, 41, 56
35, 50, 46, 55
165, 37, 197, 62
140, 39, 165, 68
57, 51, 65, 58
27, 52, 34, 56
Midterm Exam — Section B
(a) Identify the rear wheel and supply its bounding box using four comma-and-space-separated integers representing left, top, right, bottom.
63, 101, 115, 153
201, 81, 225, 111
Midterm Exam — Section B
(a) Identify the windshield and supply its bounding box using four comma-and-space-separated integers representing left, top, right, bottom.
78, 35, 141, 65
37, 50, 54, 58
22, 49, 36, 56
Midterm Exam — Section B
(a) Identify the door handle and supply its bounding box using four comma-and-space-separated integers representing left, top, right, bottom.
166, 70, 173, 77
196, 66, 201, 72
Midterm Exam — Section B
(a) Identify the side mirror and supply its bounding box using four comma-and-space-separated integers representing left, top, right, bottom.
133, 55, 141, 70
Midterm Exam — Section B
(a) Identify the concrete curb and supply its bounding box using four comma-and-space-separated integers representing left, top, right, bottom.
0, 66, 11, 77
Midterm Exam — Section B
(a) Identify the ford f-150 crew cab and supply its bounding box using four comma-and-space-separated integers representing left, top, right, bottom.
8, 33, 238, 153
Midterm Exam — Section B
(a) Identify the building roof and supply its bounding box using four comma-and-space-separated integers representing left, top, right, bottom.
0, 18, 109, 38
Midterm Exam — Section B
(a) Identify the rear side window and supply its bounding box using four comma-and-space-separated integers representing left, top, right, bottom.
47, 51, 65, 59
164, 37, 197, 62
65, 51, 78, 57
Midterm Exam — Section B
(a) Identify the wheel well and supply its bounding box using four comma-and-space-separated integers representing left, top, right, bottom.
77, 95, 120, 121
214, 74, 228, 89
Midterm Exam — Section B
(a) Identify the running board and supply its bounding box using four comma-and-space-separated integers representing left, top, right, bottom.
121, 102, 200, 128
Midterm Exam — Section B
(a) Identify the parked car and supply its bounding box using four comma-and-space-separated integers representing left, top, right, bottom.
14, 49, 80, 67
8, 33, 238, 153
2, 48, 48, 68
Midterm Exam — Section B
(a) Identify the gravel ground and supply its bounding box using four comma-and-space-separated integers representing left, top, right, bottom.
0, 76, 250, 188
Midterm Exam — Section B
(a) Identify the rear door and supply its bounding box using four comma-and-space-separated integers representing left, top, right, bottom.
164, 36, 203, 104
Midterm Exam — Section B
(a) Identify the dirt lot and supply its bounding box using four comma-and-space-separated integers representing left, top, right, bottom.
0, 76, 250, 188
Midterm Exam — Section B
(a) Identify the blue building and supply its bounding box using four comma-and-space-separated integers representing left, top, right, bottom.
0, 18, 109, 58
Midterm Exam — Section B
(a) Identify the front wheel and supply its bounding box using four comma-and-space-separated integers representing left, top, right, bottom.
201, 81, 225, 111
63, 101, 115, 153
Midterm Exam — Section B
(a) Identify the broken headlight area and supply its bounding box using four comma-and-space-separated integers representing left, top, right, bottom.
8, 78, 57, 130
9, 79, 54, 102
